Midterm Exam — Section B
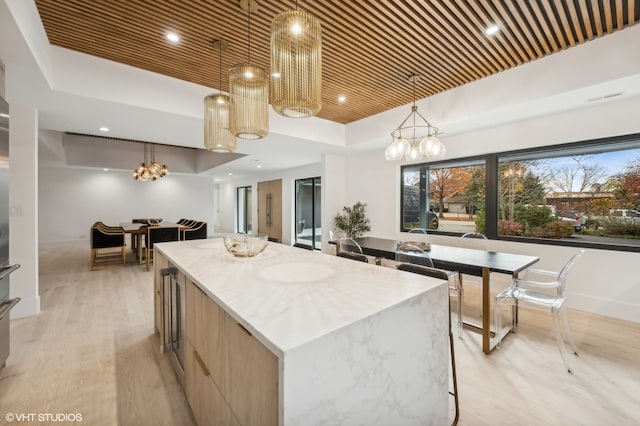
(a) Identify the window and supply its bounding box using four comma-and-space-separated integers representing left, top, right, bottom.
236, 186, 252, 234
400, 133, 640, 251
295, 177, 321, 249
498, 138, 640, 247
401, 160, 486, 234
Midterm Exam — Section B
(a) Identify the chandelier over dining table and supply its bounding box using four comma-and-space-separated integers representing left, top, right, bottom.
385, 74, 445, 162
133, 143, 167, 181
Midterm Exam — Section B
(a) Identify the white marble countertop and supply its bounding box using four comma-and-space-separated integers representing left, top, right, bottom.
155, 238, 447, 356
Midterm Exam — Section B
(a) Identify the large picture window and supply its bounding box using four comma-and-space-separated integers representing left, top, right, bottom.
400, 134, 640, 251
402, 159, 486, 233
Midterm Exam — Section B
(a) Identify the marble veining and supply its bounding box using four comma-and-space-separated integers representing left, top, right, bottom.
155, 239, 447, 355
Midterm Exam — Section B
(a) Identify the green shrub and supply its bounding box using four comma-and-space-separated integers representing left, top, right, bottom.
514, 204, 553, 229
600, 217, 640, 236
475, 208, 486, 234
498, 220, 523, 236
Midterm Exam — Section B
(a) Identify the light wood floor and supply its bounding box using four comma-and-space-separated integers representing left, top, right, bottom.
1, 246, 639, 425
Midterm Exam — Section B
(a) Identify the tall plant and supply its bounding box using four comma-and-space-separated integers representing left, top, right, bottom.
334, 202, 371, 238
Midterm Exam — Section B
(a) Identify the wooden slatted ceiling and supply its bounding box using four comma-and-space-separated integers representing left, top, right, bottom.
34, 0, 639, 125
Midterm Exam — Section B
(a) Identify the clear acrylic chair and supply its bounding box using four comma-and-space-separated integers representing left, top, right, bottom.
396, 244, 464, 338
336, 237, 369, 263
457, 232, 489, 311
494, 250, 585, 373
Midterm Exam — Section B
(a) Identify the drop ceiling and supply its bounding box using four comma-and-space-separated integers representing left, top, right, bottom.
34, 0, 639, 125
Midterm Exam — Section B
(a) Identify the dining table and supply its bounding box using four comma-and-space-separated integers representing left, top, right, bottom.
354, 236, 540, 354
120, 221, 189, 265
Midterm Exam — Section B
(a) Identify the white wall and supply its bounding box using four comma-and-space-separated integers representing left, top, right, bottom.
218, 163, 322, 245
38, 166, 215, 247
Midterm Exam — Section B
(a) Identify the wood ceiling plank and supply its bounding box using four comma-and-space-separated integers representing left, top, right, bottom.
593, 0, 606, 36
515, 1, 554, 54
614, 0, 624, 29
563, 0, 586, 43
311, 1, 465, 94
477, 0, 530, 62
463, 0, 522, 66
502, 1, 546, 57
483, 0, 536, 60
434, 0, 507, 72
543, 0, 576, 47
578, 0, 596, 40
529, 0, 564, 51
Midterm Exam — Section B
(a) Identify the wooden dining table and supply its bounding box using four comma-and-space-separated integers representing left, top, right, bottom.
120, 221, 188, 265
354, 236, 540, 354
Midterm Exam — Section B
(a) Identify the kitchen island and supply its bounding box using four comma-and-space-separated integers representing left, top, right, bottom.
154, 238, 449, 425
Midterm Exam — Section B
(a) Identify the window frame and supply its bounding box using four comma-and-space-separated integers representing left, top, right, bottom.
399, 132, 640, 253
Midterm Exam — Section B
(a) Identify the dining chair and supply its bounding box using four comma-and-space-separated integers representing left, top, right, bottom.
146, 226, 180, 271
336, 237, 370, 263
494, 250, 585, 373
396, 244, 464, 338
396, 263, 460, 426
457, 232, 489, 310
329, 227, 347, 242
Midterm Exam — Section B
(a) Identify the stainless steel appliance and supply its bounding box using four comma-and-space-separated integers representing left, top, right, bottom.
1, 264, 21, 368
0, 95, 21, 368
162, 264, 185, 389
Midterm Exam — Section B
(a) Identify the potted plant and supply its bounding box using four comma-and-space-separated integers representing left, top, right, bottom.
334, 202, 371, 238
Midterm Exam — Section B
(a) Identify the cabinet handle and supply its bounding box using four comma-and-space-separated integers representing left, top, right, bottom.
193, 350, 210, 377
237, 323, 252, 336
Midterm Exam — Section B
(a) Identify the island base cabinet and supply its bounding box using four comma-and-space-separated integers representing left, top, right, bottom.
224, 316, 279, 426
185, 280, 278, 426
153, 251, 169, 351
185, 339, 240, 426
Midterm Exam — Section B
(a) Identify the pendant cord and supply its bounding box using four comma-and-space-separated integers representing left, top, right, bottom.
247, 5, 251, 63
218, 45, 222, 93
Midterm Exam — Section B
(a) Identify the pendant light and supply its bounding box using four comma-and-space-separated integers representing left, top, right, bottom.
385, 75, 445, 162
270, 0, 322, 117
229, 0, 269, 140
204, 40, 237, 153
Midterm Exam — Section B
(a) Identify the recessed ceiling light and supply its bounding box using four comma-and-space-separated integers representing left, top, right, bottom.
257, 164, 262, 169
228, 172, 233, 176
338, 95, 346, 103
103, 168, 109, 172
99, 126, 109, 132
166, 32, 180, 43
0, 113, 9, 118
485, 24, 499, 36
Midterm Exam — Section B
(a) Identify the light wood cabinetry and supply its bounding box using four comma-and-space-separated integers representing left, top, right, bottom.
185, 280, 278, 426
153, 251, 169, 350
185, 339, 240, 426
258, 179, 282, 242
224, 316, 278, 426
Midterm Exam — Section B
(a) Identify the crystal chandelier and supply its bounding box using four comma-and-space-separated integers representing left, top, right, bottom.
133, 143, 167, 181
385, 75, 445, 162
270, 1, 322, 117
204, 40, 237, 152
229, 0, 269, 140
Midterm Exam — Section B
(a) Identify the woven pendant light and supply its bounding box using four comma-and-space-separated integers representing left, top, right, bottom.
229, 0, 269, 140
204, 40, 237, 152
270, 5, 322, 118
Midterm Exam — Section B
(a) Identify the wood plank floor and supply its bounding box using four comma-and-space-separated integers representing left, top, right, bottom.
1, 246, 639, 425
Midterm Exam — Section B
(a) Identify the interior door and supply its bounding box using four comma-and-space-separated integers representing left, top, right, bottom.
257, 180, 282, 242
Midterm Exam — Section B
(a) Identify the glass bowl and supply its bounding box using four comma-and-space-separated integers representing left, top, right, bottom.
223, 234, 269, 258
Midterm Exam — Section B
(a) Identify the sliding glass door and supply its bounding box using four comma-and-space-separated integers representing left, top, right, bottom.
236, 186, 252, 234
295, 177, 321, 250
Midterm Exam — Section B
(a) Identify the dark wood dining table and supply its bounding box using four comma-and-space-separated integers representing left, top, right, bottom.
354, 236, 540, 354
120, 221, 188, 265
